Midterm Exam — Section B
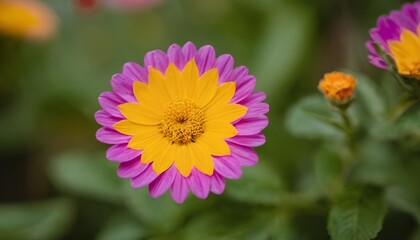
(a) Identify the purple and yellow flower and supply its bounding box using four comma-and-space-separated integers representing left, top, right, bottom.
95, 42, 269, 203
0, 0, 57, 41
367, 2, 420, 79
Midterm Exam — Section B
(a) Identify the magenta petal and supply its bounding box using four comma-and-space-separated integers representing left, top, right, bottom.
117, 158, 147, 178
366, 41, 381, 58
96, 128, 131, 144
240, 92, 266, 105
369, 29, 386, 51
243, 102, 270, 118
111, 74, 137, 102
214, 54, 234, 84
210, 173, 225, 195
98, 92, 124, 118
214, 156, 242, 179
368, 55, 388, 70
167, 44, 186, 70
106, 144, 142, 162
182, 41, 197, 62
390, 10, 417, 34
227, 133, 266, 147
402, 3, 420, 24
131, 165, 159, 188
375, 16, 401, 47
170, 173, 189, 203
231, 76, 256, 103
235, 115, 269, 136
194, 45, 216, 75
144, 49, 169, 73
187, 169, 210, 199
149, 165, 177, 198
122, 62, 148, 83
229, 143, 258, 167
228, 66, 249, 83
94, 110, 121, 128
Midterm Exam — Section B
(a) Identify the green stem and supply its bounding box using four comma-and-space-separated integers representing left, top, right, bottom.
388, 94, 416, 122
338, 107, 355, 154
391, 71, 413, 92
334, 106, 356, 182
307, 111, 343, 131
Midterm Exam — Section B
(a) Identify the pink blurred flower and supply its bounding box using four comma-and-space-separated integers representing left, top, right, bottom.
74, 0, 161, 13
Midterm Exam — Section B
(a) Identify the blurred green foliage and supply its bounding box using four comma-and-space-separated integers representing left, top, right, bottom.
1, 0, 419, 239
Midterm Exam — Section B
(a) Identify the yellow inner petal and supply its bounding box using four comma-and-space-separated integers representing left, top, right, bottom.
115, 59, 248, 176
174, 144, 193, 177
118, 103, 162, 125
389, 26, 420, 79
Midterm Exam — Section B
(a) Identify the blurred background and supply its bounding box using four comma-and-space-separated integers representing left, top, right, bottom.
0, 0, 418, 239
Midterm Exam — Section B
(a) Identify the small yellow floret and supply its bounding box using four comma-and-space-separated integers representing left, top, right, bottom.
389, 25, 420, 79
318, 72, 356, 101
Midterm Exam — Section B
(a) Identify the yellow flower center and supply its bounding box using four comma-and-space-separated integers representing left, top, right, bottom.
389, 25, 420, 79
160, 98, 205, 144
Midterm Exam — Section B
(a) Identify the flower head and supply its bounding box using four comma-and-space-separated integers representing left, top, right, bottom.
319, 72, 356, 102
0, 0, 57, 41
367, 2, 420, 79
95, 42, 269, 203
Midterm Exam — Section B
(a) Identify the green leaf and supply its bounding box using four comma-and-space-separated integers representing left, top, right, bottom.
328, 185, 387, 240
388, 106, 420, 138
0, 198, 75, 240
96, 212, 148, 240
180, 208, 296, 240
353, 140, 399, 186
411, 228, 420, 240
314, 147, 343, 194
123, 186, 188, 234
387, 186, 420, 224
371, 104, 420, 142
48, 151, 122, 203
226, 161, 285, 205
386, 160, 420, 223
253, 3, 315, 96
285, 94, 343, 140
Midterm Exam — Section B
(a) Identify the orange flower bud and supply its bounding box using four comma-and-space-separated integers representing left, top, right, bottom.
318, 72, 356, 102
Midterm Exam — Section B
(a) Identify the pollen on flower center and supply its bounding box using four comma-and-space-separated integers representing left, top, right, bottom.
160, 97, 205, 144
